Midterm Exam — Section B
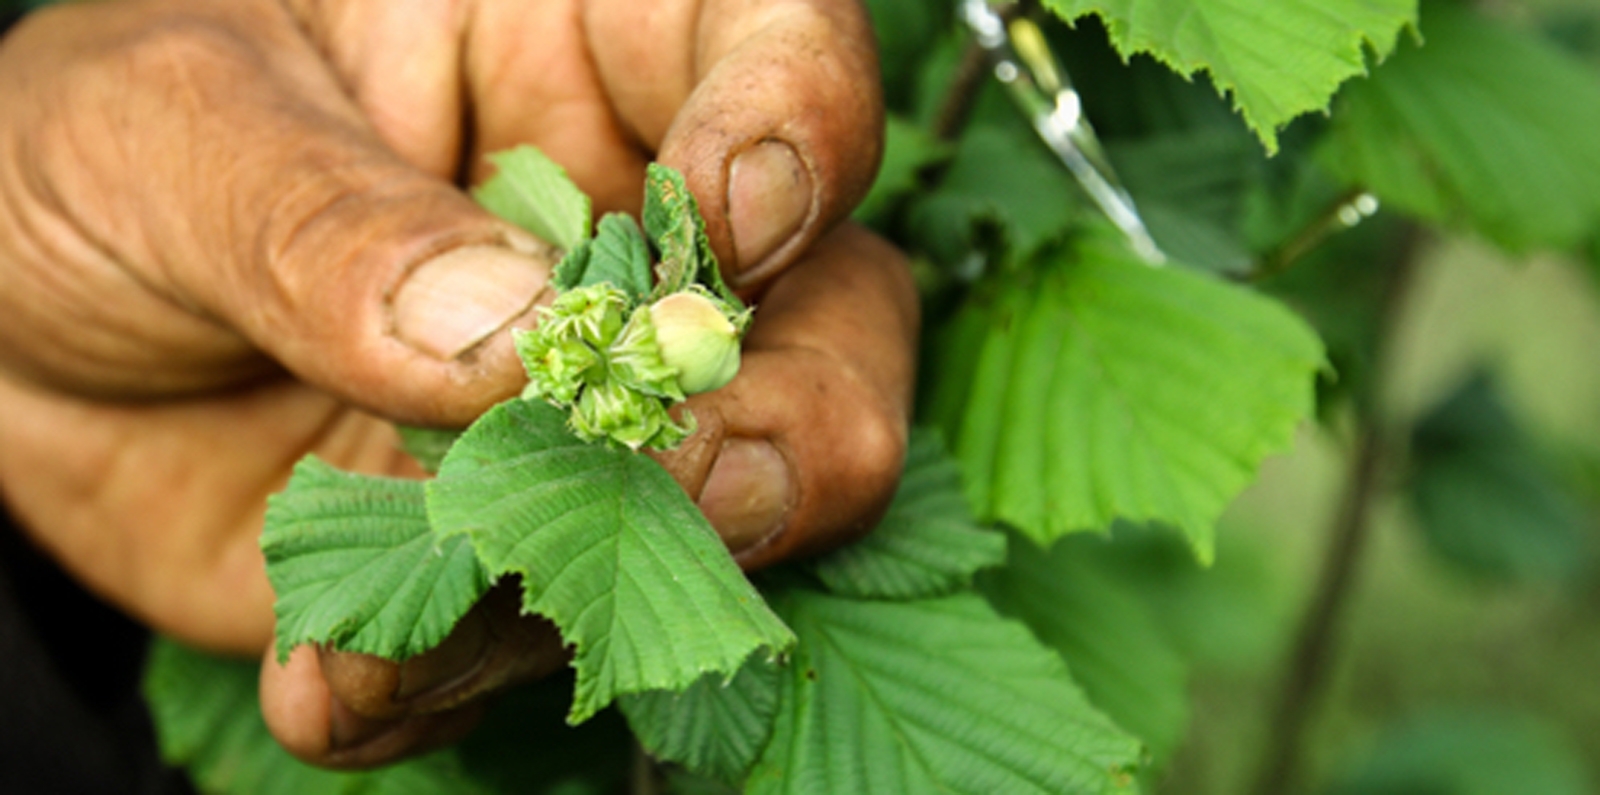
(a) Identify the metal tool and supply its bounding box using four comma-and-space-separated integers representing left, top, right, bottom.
959, 0, 1166, 264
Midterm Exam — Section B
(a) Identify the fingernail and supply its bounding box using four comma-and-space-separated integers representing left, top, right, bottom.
698, 438, 794, 554
728, 141, 811, 278
392, 245, 550, 359
394, 610, 491, 701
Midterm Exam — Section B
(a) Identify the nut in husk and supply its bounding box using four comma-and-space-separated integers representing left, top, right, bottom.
647, 289, 747, 395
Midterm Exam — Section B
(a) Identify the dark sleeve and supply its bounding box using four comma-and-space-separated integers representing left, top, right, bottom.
1, 4, 192, 793
2, 3, 27, 34
0, 4, 191, 790
0, 509, 196, 795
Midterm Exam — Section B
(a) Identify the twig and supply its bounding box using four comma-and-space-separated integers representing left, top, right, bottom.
932, 41, 991, 143
1248, 229, 1422, 795
1249, 424, 1384, 795
1247, 188, 1369, 283
631, 738, 659, 795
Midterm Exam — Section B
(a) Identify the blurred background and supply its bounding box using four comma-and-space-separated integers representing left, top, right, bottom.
860, 0, 1600, 791
1152, 237, 1600, 794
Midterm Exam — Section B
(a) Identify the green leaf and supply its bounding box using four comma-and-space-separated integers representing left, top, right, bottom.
1042, 0, 1418, 152
144, 638, 486, 795
862, 0, 951, 111
1108, 128, 1263, 274
1326, 710, 1593, 795
808, 430, 1007, 599
854, 115, 952, 226
1407, 373, 1593, 583
664, 770, 742, 795
925, 228, 1325, 560
745, 591, 1143, 795
554, 213, 655, 301
906, 124, 1082, 267
427, 399, 793, 723
263, 458, 488, 663
643, 163, 739, 306
980, 532, 1190, 764
550, 238, 594, 292
473, 145, 592, 250
619, 658, 782, 784
395, 426, 461, 475
1324, 0, 1600, 252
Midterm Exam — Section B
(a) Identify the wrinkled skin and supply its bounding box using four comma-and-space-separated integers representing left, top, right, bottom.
0, 0, 916, 769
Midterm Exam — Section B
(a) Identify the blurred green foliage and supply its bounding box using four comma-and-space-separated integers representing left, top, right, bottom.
1324, 710, 1591, 795
859, 0, 1600, 792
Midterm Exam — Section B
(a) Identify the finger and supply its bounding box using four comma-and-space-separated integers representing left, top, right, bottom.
653, 223, 919, 568
0, 1, 553, 425
261, 584, 566, 769
459, 0, 652, 216
319, 584, 566, 721
287, 0, 651, 214
261, 645, 486, 770
586, 0, 884, 290
280, 0, 467, 179
290, 0, 883, 293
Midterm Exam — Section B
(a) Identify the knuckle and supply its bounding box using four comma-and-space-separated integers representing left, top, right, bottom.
847, 397, 907, 496
828, 376, 907, 514
101, 13, 261, 84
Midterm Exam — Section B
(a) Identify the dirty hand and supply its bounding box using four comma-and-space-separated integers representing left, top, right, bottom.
0, 0, 915, 769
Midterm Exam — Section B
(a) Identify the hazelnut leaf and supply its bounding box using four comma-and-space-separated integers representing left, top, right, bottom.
473, 145, 592, 251
806, 430, 1007, 600
427, 399, 795, 724
261, 458, 489, 664
554, 213, 655, 302
925, 226, 1325, 563
619, 656, 782, 785
144, 638, 486, 795
1042, 0, 1416, 154
643, 163, 743, 308
746, 591, 1143, 795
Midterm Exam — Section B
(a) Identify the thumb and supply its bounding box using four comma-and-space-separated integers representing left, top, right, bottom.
0, 2, 550, 426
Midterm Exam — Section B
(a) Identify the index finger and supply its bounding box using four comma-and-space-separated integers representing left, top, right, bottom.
584, 0, 884, 292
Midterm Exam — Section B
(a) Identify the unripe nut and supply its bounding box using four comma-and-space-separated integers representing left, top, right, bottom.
648, 292, 741, 394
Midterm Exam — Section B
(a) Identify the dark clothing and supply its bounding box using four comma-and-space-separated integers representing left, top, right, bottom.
0, 6, 188, 791
0, 8, 190, 792
0, 511, 194, 795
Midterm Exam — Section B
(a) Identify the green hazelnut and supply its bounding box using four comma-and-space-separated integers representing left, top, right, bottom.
569, 379, 691, 451
541, 283, 629, 348
648, 290, 743, 395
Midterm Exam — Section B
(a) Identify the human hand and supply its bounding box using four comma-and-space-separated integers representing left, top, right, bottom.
0, 0, 913, 768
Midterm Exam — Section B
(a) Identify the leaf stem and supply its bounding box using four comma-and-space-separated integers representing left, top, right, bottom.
1249, 228, 1422, 795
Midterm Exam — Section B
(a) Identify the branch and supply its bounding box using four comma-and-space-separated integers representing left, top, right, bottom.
1248, 228, 1422, 795
1248, 424, 1384, 795
631, 739, 659, 795
1247, 188, 1370, 283
932, 41, 991, 143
